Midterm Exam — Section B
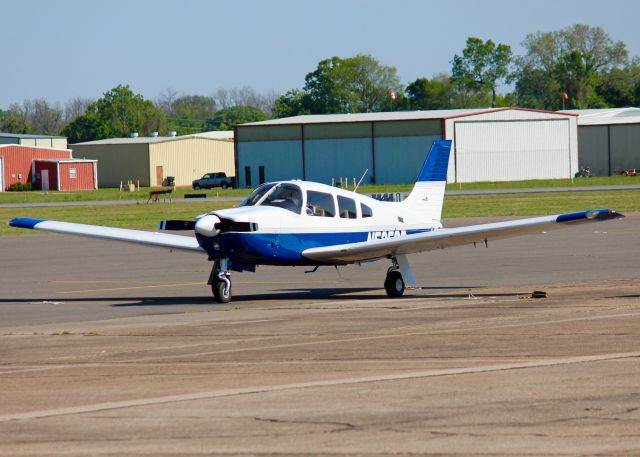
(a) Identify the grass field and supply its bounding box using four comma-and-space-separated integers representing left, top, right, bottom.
1, 175, 639, 204
2, 190, 637, 236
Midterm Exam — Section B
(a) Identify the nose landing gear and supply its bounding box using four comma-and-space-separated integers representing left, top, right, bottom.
209, 259, 231, 303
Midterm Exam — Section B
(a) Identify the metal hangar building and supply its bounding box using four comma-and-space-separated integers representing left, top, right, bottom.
565, 108, 640, 176
234, 108, 578, 187
71, 131, 235, 188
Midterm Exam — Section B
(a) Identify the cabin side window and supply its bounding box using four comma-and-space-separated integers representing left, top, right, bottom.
306, 191, 335, 217
338, 196, 357, 219
361, 203, 373, 218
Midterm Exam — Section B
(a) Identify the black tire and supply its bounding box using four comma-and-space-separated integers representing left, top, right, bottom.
384, 270, 405, 297
193, 184, 201, 190
221, 182, 228, 189
212, 278, 231, 303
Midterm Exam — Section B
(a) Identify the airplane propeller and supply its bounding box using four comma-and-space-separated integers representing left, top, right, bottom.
159, 215, 257, 237
158, 220, 195, 231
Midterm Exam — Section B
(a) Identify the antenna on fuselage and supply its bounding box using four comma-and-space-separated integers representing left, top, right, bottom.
354, 168, 369, 192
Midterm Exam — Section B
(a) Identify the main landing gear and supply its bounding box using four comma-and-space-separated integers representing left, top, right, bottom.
209, 259, 231, 303
384, 258, 405, 297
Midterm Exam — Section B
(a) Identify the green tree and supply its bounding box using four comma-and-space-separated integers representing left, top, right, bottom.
278, 54, 401, 115
62, 85, 168, 143
451, 37, 513, 107
206, 106, 266, 130
515, 24, 628, 109
596, 58, 640, 107
0, 109, 29, 133
405, 75, 453, 110
273, 89, 310, 118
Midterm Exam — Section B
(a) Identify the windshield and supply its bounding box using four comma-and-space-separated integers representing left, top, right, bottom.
240, 183, 276, 207
261, 183, 303, 214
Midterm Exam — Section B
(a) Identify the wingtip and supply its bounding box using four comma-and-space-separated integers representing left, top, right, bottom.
556, 209, 624, 223
8, 217, 46, 229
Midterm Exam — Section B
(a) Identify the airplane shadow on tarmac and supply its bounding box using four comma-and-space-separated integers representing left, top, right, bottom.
0, 286, 527, 307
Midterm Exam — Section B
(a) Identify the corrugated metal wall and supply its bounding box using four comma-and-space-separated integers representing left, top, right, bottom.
236, 120, 444, 186
577, 126, 609, 175
149, 138, 234, 187
374, 120, 441, 184
59, 162, 96, 190
610, 124, 640, 172
453, 119, 572, 182
237, 140, 302, 187
71, 143, 150, 187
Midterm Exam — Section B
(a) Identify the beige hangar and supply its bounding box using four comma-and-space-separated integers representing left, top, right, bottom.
71, 132, 235, 188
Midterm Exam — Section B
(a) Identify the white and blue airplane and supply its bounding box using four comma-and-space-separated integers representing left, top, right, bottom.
8, 140, 623, 303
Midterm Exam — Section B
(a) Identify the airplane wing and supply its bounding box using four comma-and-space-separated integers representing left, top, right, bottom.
8, 218, 204, 253
302, 209, 624, 264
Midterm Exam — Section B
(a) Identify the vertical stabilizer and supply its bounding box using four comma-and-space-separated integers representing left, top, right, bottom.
401, 140, 452, 224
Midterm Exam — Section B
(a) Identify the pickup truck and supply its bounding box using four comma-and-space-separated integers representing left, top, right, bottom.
192, 172, 235, 189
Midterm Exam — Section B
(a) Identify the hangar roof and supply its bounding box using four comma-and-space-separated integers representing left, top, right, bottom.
242, 108, 575, 126
72, 130, 233, 145
562, 108, 640, 126
0, 132, 66, 139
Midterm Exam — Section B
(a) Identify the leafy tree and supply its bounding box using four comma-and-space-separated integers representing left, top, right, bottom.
273, 89, 310, 118
278, 54, 401, 115
596, 58, 640, 107
7, 99, 64, 135
162, 94, 217, 135
405, 75, 454, 110
554, 50, 606, 108
62, 85, 168, 143
515, 24, 628, 109
0, 109, 29, 133
451, 37, 513, 107
206, 105, 266, 130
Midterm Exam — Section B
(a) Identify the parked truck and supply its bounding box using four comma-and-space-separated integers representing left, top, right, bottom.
192, 172, 235, 189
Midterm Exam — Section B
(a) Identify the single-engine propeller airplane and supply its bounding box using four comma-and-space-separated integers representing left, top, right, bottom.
8, 140, 623, 303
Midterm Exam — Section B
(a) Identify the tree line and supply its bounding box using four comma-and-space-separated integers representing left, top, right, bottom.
1, 24, 638, 143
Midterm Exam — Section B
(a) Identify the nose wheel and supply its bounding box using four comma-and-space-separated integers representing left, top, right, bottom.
384, 267, 405, 297
209, 259, 232, 303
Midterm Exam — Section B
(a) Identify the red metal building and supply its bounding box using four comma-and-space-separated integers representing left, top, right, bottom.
0, 145, 72, 191
0, 144, 97, 191
33, 159, 98, 191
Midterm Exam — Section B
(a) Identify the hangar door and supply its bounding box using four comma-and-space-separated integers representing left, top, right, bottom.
453, 119, 571, 182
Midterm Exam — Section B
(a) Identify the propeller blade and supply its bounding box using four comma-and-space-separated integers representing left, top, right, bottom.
158, 220, 195, 231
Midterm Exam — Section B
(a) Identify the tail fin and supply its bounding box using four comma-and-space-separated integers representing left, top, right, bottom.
401, 140, 452, 224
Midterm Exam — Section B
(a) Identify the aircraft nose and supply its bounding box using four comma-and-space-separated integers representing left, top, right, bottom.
195, 214, 221, 237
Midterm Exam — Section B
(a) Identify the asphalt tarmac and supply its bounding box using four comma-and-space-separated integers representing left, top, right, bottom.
0, 214, 638, 455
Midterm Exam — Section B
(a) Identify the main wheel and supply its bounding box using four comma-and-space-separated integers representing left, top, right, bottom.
212, 278, 232, 303
384, 270, 405, 297
193, 184, 201, 190
221, 182, 228, 189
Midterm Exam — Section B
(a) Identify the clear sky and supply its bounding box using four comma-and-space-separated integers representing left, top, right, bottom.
1, 0, 639, 108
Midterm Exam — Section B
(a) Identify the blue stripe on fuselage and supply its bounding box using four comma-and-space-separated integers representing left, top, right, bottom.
197, 229, 432, 266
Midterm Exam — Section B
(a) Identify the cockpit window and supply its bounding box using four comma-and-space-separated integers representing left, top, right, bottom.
240, 183, 276, 207
261, 183, 303, 214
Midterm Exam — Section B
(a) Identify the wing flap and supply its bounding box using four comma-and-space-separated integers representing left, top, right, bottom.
8, 218, 203, 253
302, 209, 623, 263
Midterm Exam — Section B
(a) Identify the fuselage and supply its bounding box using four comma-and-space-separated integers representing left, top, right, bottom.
195, 180, 439, 270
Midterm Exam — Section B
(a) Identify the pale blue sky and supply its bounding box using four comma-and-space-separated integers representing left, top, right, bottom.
1, 0, 639, 108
